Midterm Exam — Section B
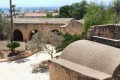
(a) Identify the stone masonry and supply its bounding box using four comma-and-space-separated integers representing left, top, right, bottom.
13, 18, 83, 41
49, 61, 111, 80
87, 24, 120, 47
49, 40, 120, 80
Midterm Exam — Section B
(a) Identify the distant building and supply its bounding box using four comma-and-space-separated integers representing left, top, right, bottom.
24, 12, 59, 18
24, 13, 46, 18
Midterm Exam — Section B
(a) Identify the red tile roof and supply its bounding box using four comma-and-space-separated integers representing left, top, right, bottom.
25, 13, 46, 17
24, 13, 59, 17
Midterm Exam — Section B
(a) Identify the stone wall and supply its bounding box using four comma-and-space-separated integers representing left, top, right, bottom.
14, 23, 63, 41
88, 24, 120, 40
49, 61, 111, 80
64, 21, 83, 35
87, 24, 120, 48
13, 21, 83, 41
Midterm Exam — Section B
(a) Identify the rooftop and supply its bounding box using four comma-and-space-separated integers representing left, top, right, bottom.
57, 40, 120, 77
51, 58, 111, 80
13, 18, 74, 24
24, 13, 47, 17
24, 13, 59, 17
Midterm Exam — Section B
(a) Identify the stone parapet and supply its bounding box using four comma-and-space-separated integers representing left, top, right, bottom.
88, 24, 120, 48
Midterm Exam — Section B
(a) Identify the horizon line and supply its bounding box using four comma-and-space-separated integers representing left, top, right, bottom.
0, 6, 61, 8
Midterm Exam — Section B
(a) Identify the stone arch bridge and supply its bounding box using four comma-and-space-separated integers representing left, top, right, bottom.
13, 18, 83, 42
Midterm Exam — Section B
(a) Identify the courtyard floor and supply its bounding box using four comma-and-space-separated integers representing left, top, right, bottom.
0, 41, 61, 80
0, 51, 51, 80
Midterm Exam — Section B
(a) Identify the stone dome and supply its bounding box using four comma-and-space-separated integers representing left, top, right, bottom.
60, 40, 120, 75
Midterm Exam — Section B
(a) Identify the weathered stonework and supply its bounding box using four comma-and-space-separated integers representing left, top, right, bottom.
49, 40, 120, 80
87, 24, 120, 48
13, 19, 83, 42
49, 60, 111, 80
49, 61, 97, 80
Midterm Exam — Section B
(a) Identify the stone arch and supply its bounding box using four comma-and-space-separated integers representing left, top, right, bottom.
29, 29, 38, 40
13, 29, 23, 41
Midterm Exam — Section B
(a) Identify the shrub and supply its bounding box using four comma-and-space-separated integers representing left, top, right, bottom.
6, 41, 20, 49
27, 31, 64, 58
56, 33, 82, 52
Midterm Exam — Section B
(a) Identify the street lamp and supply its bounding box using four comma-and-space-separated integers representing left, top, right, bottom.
9, 0, 13, 43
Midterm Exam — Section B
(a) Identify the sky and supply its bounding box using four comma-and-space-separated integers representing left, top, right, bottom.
0, 0, 113, 8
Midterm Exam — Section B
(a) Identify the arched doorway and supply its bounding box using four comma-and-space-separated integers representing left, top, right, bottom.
29, 29, 38, 40
13, 29, 23, 41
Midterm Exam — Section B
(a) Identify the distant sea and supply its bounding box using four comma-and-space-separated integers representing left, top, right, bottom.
0, 7, 60, 13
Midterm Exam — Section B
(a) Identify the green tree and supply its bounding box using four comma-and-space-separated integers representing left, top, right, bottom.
27, 31, 64, 58
0, 14, 3, 32
59, 5, 73, 18
0, 14, 11, 40
105, 5, 119, 23
12, 5, 16, 18
113, 0, 120, 16
56, 0, 88, 19
56, 33, 82, 52
71, 0, 88, 19
83, 2, 118, 38
46, 12, 53, 18
6, 41, 20, 55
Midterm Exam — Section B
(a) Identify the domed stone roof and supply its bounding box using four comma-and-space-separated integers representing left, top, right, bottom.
60, 40, 120, 75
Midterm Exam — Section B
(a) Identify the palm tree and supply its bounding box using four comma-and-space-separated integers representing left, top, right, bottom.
9, 0, 20, 55
12, 5, 16, 18
9, 0, 14, 53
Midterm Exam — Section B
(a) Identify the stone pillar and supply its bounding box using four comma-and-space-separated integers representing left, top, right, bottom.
87, 29, 93, 40
23, 31, 30, 42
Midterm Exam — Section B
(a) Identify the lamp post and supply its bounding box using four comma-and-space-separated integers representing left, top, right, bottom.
9, 0, 13, 43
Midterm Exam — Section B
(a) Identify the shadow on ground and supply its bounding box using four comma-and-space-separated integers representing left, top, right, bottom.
31, 63, 48, 73
14, 59, 30, 64
7, 58, 30, 64
32, 68, 48, 73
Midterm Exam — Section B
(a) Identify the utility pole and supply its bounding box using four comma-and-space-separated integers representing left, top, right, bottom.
10, 0, 13, 43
